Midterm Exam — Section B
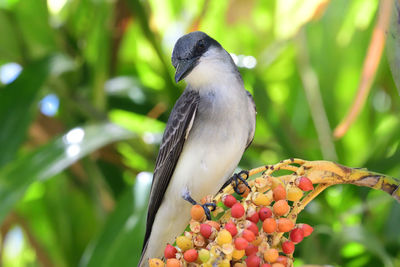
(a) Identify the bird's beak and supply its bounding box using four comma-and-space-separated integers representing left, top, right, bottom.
174, 58, 199, 83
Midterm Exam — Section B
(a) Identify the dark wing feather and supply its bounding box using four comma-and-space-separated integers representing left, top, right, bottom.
142, 89, 200, 250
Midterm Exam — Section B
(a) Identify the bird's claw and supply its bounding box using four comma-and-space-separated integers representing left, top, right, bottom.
182, 192, 216, 220
220, 170, 250, 194
201, 202, 216, 220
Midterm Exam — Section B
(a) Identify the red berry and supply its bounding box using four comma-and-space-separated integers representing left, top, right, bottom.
261, 264, 272, 267
223, 194, 237, 208
246, 220, 259, 235
297, 176, 314, 191
231, 203, 245, 218
299, 223, 314, 237
290, 228, 304, 243
245, 243, 258, 256
225, 222, 238, 237
200, 223, 212, 239
234, 237, 248, 250
242, 229, 256, 242
259, 207, 272, 221
247, 210, 260, 223
245, 255, 261, 267
164, 244, 177, 259
183, 249, 198, 262
282, 241, 295, 254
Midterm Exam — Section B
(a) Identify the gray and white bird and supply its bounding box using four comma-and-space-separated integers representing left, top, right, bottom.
139, 31, 256, 266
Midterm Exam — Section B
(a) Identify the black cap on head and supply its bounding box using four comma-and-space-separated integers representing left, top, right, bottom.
171, 31, 221, 83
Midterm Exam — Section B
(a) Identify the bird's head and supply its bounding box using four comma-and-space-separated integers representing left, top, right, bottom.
172, 31, 234, 85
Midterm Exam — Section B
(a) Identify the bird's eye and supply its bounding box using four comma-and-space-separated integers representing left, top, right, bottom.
197, 40, 205, 51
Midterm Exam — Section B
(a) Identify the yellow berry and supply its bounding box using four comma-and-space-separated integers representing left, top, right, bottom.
216, 229, 232, 246
252, 192, 272, 206
149, 258, 165, 267
218, 259, 230, 267
198, 248, 210, 262
287, 186, 303, 201
232, 249, 245, 260
264, 248, 279, 263
176, 236, 193, 251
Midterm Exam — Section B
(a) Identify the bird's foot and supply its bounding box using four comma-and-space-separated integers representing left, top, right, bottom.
182, 192, 216, 220
220, 170, 251, 194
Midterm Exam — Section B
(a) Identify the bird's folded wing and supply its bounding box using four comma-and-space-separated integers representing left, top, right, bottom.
143, 89, 200, 249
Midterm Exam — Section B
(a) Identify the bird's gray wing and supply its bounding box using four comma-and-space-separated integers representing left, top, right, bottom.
142, 89, 200, 250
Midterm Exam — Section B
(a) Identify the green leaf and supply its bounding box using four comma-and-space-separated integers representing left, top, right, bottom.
109, 109, 165, 135
0, 10, 21, 61
0, 56, 51, 168
0, 123, 133, 223
79, 174, 151, 267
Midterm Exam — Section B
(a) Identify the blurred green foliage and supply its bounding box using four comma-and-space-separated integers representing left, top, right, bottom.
0, 0, 399, 266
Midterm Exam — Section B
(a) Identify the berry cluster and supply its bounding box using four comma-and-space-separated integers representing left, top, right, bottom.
149, 174, 315, 267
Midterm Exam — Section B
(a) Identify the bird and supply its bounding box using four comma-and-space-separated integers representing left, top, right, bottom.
139, 31, 256, 266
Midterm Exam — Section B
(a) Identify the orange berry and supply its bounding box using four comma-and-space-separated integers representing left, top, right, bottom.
277, 218, 294, 232
262, 218, 277, 233
273, 184, 286, 201
264, 248, 279, 263
273, 200, 289, 216
272, 264, 285, 267
166, 258, 181, 267
183, 249, 198, 262
191, 205, 205, 221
